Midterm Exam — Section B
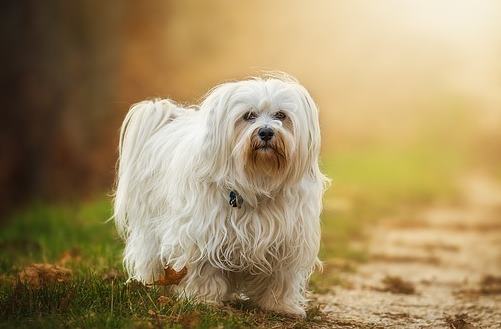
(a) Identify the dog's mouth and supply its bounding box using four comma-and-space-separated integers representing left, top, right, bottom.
246, 136, 290, 176
252, 141, 288, 162
254, 142, 275, 152
256, 145, 272, 151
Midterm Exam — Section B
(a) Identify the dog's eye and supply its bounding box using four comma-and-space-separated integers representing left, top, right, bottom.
243, 111, 257, 121
273, 111, 286, 120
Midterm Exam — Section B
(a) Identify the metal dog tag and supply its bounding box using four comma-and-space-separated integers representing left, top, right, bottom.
229, 190, 243, 208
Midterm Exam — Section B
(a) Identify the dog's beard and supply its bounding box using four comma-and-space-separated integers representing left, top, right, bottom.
244, 129, 290, 178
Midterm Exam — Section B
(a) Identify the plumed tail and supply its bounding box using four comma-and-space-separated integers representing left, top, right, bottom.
118, 99, 179, 169
114, 99, 179, 237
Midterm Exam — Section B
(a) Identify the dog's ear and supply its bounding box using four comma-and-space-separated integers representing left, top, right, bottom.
288, 83, 324, 181
198, 82, 240, 184
297, 84, 321, 158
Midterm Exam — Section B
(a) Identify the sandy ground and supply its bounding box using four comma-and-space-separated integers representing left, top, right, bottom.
316, 174, 501, 328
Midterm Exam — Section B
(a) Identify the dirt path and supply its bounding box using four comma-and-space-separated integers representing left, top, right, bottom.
317, 174, 501, 328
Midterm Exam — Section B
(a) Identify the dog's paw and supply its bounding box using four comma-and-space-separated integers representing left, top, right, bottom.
259, 301, 306, 318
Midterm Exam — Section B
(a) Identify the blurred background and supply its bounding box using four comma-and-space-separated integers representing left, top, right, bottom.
1, 1, 501, 327
2, 0, 501, 216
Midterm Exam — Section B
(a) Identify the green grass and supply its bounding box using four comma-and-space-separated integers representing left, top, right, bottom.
0, 277, 296, 329
0, 200, 329, 328
0, 144, 465, 328
0, 200, 120, 274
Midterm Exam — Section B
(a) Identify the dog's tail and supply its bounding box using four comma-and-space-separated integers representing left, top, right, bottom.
118, 99, 179, 169
114, 99, 179, 237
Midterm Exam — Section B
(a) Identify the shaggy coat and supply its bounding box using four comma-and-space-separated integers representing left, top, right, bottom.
114, 75, 327, 316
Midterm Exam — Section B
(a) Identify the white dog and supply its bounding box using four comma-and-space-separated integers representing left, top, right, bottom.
113, 74, 327, 317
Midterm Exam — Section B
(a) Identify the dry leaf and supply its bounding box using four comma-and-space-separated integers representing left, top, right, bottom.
379, 275, 416, 295
58, 248, 81, 265
153, 266, 187, 286
18, 263, 72, 288
157, 295, 171, 305
178, 311, 202, 328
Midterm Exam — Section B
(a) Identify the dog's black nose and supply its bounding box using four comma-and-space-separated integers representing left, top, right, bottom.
258, 127, 274, 141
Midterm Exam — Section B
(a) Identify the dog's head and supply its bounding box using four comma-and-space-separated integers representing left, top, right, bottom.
201, 74, 322, 196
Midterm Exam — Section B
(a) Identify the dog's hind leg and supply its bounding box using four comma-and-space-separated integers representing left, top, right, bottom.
123, 229, 163, 283
174, 262, 231, 304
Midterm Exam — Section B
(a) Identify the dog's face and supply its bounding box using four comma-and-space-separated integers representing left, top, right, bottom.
201, 77, 321, 193
233, 100, 294, 178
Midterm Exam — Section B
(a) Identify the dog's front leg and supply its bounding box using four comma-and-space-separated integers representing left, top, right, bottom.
174, 263, 231, 304
249, 269, 308, 317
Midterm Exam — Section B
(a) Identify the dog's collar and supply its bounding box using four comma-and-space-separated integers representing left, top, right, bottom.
229, 190, 244, 208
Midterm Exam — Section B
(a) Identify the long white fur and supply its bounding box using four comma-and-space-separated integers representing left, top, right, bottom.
113, 74, 328, 316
